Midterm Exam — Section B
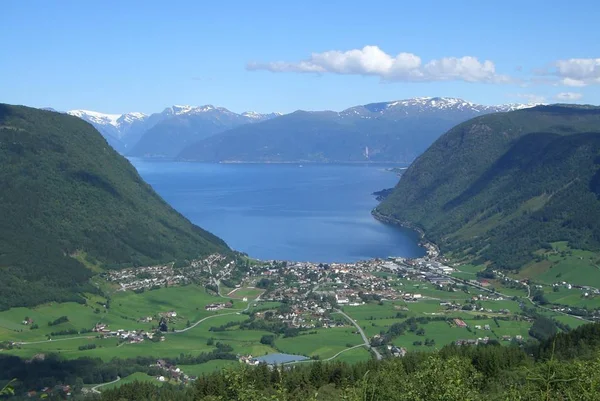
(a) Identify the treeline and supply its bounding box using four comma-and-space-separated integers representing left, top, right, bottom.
99, 322, 600, 401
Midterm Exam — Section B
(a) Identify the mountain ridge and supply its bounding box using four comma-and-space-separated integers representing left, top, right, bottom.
376, 104, 600, 270
0, 103, 229, 309
177, 97, 539, 163
66, 106, 280, 155
63, 97, 536, 159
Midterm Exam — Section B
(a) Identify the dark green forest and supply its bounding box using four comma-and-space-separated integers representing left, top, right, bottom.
0, 104, 229, 309
377, 105, 600, 270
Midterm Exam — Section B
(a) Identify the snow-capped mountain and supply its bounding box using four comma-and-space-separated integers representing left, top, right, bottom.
242, 111, 283, 120
66, 106, 281, 155
68, 110, 147, 138
63, 97, 535, 159
178, 97, 540, 163
340, 97, 537, 118
126, 106, 283, 157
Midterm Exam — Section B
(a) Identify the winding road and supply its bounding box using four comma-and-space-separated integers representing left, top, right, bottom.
335, 309, 382, 360
172, 293, 260, 334
91, 376, 120, 394
284, 344, 367, 365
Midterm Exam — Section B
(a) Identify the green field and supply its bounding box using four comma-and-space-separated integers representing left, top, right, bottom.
455, 264, 486, 274
519, 244, 600, 288
0, 286, 285, 362
276, 328, 363, 359
179, 360, 239, 376
0, 285, 241, 345
334, 346, 371, 363
102, 372, 160, 390
227, 287, 264, 299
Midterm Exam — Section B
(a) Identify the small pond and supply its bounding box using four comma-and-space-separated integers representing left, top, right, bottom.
255, 353, 309, 364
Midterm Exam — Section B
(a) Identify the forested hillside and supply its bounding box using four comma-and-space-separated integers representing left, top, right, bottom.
0, 104, 228, 309
376, 105, 600, 270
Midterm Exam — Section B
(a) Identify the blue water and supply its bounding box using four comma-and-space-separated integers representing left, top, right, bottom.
130, 159, 425, 262
255, 353, 308, 364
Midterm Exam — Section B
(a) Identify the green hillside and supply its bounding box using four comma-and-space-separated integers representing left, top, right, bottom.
0, 104, 228, 310
376, 105, 600, 270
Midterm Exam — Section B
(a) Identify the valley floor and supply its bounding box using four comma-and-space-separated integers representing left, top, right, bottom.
0, 246, 596, 394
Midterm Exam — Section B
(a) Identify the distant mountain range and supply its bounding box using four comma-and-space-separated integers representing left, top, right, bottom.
63, 97, 536, 161
179, 97, 535, 163
67, 106, 280, 155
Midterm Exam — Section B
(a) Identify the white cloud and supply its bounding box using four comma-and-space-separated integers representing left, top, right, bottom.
555, 92, 583, 101
247, 46, 511, 83
511, 93, 547, 104
560, 77, 587, 87
541, 58, 600, 86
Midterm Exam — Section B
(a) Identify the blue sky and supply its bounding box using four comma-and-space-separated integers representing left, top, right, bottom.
1, 0, 599, 114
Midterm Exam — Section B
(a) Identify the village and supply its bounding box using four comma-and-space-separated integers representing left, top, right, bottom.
102, 251, 524, 341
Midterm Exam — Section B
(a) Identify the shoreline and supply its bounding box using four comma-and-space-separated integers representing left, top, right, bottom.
371, 209, 440, 259
132, 157, 414, 165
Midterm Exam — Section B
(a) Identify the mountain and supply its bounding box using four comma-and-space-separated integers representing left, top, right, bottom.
127, 106, 281, 158
67, 106, 280, 156
178, 97, 536, 163
0, 104, 229, 310
375, 104, 600, 270
67, 109, 151, 153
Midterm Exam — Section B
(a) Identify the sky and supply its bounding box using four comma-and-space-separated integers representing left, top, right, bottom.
1, 0, 599, 114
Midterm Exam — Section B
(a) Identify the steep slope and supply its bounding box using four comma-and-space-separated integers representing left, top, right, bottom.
128, 106, 280, 158
178, 97, 535, 163
376, 105, 600, 270
0, 104, 229, 310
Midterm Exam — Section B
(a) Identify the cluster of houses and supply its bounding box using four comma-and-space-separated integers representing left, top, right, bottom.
455, 338, 490, 346
92, 323, 163, 343
205, 302, 233, 311
387, 345, 408, 357
253, 300, 347, 330
239, 354, 260, 366
104, 253, 234, 292
26, 385, 72, 399
153, 359, 196, 383
455, 334, 523, 346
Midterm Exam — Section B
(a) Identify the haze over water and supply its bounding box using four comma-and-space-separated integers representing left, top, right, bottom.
131, 160, 425, 262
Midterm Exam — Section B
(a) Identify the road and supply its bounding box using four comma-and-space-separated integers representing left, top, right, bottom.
522, 282, 593, 323
335, 309, 382, 360
430, 263, 594, 323
18, 335, 95, 345
173, 294, 260, 334
284, 344, 367, 365
91, 376, 120, 393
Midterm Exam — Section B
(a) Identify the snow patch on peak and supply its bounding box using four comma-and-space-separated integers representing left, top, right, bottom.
168, 105, 196, 115
67, 110, 121, 127
126, 112, 147, 119
386, 97, 475, 109
118, 112, 147, 125
165, 105, 219, 116
242, 111, 284, 120
242, 111, 263, 119
497, 103, 542, 111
